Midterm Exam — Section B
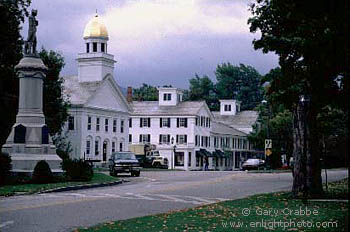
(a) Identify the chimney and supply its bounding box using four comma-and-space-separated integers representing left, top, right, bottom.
127, 87, 133, 103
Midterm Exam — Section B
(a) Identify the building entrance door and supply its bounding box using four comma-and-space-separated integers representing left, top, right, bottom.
103, 141, 108, 162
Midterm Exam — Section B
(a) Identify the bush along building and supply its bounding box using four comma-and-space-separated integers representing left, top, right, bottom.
129, 88, 260, 171
63, 14, 130, 164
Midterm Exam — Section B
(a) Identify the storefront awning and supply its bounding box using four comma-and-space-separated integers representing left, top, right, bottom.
214, 149, 226, 157
196, 149, 213, 157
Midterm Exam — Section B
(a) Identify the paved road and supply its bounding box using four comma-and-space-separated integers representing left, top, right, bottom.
0, 169, 347, 232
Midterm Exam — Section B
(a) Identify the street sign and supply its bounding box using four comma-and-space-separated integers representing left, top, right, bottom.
265, 139, 272, 149
265, 148, 272, 156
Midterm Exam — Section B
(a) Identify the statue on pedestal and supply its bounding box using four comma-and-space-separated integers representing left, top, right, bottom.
24, 9, 38, 56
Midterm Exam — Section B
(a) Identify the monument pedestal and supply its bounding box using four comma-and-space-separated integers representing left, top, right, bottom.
2, 56, 63, 174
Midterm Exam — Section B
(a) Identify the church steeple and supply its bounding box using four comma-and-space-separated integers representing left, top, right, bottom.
77, 13, 116, 83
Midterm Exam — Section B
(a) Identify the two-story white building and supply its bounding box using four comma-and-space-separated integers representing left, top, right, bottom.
129, 88, 258, 170
63, 14, 130, 163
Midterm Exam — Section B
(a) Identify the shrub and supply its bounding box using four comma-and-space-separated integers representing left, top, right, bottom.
32, 160, 53, 184
0, 152, 12, 185
64, 159, 93, 181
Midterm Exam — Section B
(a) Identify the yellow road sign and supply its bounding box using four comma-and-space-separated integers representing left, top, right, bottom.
265, 148, 272, 156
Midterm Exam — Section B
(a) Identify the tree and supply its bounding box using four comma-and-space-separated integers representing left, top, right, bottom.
215, 63, 263, 110
39, 48, 70, 136
249, 0, 349, 197
132, 83, 158, 101
188, 74, 218, 110
0, 0, 31, 148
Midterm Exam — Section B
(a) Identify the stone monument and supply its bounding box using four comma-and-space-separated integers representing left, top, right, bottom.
2, 9, 63, 174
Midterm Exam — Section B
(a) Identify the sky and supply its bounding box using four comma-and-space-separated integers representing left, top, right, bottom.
25, 0, 278, 89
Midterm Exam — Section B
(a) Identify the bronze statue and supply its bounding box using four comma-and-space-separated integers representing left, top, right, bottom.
24, 9, 38, 56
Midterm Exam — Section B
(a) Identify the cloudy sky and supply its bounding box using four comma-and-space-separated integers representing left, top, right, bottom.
25, 0, 278, 88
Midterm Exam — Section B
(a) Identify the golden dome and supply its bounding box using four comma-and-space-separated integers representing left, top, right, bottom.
83, 14, 108, 39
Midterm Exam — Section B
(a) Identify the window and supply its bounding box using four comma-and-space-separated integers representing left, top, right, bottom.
86, 43, 90, 53
95, 140, 99, 155
188, 152, 191, 167
159, 134, 170, 144
195, 116, 199, 126
200, 116, 204, 127
163, 93, 171, 101
139, 134, 150, 143
87, 116, 92, 130
224, 104, 232, 111
177, 118, 187, 128
120, 120, 124, 133
93, 42, 97, 52
68, 116, 74, 130
195, 135, 198, 146
140, 118, 151, 127
129, 118, 132, 128
119, 142, 123, 151
160, 118, 171, 128
176, 134, 187, 144
96, 118, 100, 131
105, 118, 109, 132
129, 134, 132, 143
101, 43, 105, 52
86, 140, 91, 155
112, 141, 116, 153
113, 119, 117, 132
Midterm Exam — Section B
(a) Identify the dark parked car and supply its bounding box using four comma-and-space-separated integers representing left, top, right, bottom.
109, 152, 141, 177
242, 158, 265, 170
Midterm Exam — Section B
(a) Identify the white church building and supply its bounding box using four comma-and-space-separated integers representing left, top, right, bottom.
63, 14, 130, 163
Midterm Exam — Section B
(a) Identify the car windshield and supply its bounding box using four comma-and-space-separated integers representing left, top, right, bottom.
113, 153, 136, 160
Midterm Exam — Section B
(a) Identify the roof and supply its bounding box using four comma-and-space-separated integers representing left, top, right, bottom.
211, 121, 247, 136
62, 75, 129, 110
212, 110, 259, 134
130, 101, 206, 116
83, 14, 108, 39
63, 75, 101, 105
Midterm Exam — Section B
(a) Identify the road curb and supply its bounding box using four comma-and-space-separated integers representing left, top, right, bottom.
38, 179, 125, 194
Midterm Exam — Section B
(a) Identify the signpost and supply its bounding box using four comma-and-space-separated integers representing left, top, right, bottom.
265, 139, 272, 156
264, 139, 272, 169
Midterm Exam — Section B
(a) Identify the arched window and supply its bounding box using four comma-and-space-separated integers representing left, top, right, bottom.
86, 136, 93, 157
95, 137, 101, 156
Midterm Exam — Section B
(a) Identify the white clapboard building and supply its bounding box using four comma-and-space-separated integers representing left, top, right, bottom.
129, 88, 259, 170
62, 14, 130, 163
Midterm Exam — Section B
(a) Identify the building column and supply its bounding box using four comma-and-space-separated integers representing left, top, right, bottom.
184, 151, 189, 170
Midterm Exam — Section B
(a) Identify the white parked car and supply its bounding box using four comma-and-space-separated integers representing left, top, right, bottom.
242, 159, 265, 170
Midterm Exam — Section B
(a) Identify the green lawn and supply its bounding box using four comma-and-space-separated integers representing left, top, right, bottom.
76, 178, 349, 232
0, 173, 119, 197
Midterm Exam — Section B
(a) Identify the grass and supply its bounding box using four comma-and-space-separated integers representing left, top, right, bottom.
0, 173, 119, 197
76, 178, 349, 232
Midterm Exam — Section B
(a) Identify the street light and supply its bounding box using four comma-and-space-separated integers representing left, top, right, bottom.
261, 99, 271, 169
299, 94, 310, 200
171, 137, 176, 170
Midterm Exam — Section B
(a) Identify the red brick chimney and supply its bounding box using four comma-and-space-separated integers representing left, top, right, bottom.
127, 86, 133, 103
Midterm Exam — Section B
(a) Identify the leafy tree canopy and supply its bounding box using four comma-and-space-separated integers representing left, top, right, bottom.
215, 63, 263, 110
0, 0, 31, 147
132, 83, 158, 101
39, 48, 70, 136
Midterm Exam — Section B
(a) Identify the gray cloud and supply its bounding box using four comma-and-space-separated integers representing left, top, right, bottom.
25, 0, 278, 89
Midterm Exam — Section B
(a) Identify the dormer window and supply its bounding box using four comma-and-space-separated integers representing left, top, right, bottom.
224, 104, 232, 111
93, 42, 97, 52
163, 93, 171, 101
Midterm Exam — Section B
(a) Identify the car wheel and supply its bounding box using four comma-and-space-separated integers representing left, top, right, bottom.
135, 171, 140, 177
114, 171, 118, 176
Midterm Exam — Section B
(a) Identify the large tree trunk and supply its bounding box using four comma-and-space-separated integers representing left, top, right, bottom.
292, 99, 323, 198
